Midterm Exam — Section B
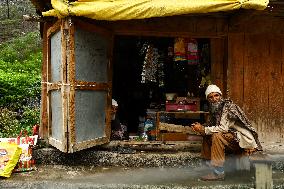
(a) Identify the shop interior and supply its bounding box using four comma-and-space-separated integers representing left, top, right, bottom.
112, 36, 211, 140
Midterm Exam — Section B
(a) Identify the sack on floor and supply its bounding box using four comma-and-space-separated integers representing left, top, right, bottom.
0, 142, 22, 178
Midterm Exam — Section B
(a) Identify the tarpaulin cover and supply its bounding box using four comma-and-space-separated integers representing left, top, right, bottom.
43, 0, 269, 21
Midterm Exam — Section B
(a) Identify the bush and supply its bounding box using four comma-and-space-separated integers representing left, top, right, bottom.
0, 31, 42, 137
19, 107, 40, 135
0, 107, 40, 138
0, 0, 36, 20
0, 32, 41, 62
0, 108, 20, 137
0, 32, 42, 109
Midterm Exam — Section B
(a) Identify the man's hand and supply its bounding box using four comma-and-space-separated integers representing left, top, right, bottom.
191, 122, 205, 135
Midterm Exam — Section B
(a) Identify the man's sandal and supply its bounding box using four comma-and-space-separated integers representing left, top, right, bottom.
200, 172, 225, 181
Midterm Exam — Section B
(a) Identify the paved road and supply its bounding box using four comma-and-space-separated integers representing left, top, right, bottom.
2, 143, 284, 189
1, 164, 284, 189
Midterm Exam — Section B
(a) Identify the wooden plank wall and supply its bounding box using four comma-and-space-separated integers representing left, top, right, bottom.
244, 34, 270, 142
227, 33, 244, 107
228, 16, 284, 143
211, 38, 226, 96
267, 35, 284, 142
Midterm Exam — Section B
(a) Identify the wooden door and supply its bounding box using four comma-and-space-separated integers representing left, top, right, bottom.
68, 19, 113, 153
46, 18, 113, 153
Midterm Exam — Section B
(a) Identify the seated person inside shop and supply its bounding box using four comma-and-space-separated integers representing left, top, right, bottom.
191, 84, 262, 181
111, 99, 128, 140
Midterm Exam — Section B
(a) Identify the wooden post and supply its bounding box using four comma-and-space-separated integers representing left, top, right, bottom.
156, 112, 160, 140
40, 22, 54, 140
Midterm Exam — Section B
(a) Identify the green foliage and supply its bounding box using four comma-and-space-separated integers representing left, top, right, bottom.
0, 31, 42, 137
0, 108, 20, 137
0, 32, 42, 109
0, 32, 41, 62
18, 107, 40, 135
0, 107, 39, 137
0, 0, 36, 20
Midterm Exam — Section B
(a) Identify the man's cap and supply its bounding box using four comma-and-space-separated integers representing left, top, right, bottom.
205, 84, 222, 99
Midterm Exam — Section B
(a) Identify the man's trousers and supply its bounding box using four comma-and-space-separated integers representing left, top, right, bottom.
201, 132, 242, 167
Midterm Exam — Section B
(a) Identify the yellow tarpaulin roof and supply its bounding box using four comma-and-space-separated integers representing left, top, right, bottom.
43, 0, 269, 21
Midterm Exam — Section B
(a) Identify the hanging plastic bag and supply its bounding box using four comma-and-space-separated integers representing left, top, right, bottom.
0, 130, 38, 173
13, 130, 37, 172
0, 134, 38, 146
186, 38, 199, 65
174, 37, 187, 61
0, 142, 22, 178
13, 144, 36, 173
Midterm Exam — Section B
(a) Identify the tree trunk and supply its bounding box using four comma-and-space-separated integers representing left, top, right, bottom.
6, 0, 10, 19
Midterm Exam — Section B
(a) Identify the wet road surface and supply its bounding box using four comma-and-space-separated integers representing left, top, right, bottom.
2, 164, 284, 188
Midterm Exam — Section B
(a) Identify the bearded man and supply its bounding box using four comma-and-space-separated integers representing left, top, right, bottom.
191, 84, 262, 181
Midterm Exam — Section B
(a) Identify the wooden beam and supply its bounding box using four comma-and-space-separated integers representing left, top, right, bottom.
85, 16, 228, 37
23, 14, 55, 22
228, 10, 257, 31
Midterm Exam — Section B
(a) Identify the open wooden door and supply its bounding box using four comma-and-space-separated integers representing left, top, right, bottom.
46, 18, 113, 153
67, 19, 113, 153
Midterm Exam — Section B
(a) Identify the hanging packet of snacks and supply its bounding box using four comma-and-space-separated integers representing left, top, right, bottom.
0, 142, 22, 178
187, 38, 199, 65
173, 37, 187, 62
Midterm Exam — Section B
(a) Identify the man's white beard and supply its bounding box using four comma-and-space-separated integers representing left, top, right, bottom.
209, 100, 223, 113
